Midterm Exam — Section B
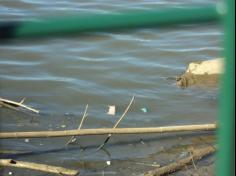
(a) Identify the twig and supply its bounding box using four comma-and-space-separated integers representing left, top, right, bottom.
0, 124, 216, 139
19, 97, 26, 104
66, 104, 88, 145
96, 96, 135, 150
0, 97, 39, 113
190, 151, 197, 170
144, 146, 216, 176
0, 159, 79, 176
113, 96, 135, 129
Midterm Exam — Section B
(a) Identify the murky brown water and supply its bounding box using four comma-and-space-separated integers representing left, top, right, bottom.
1, 0, 221, 175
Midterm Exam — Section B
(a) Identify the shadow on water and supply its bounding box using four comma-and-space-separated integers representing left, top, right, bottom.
0, 131, 215, 159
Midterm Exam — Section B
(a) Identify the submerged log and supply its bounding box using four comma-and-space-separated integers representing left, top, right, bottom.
176, 58, 223, 88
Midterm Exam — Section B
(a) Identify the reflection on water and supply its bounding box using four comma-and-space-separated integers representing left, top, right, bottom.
0, 0, 220, 175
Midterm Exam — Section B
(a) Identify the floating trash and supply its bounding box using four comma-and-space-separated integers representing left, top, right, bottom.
64, 112, 70, 116
140, 107, 148, 113
24, 139, 30, 143
107, 105, 116, 116
139, 138, 145, 145
61, 124, 66, 128
106, 160, 111, 166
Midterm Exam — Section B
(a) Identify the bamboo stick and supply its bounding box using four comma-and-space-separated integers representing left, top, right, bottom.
0, 124, 217, 139
0, 159, 79, 176
144, 146, 216, 176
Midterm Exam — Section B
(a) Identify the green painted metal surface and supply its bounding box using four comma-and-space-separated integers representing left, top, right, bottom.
15, 6, 219, 38
217, 0, 235, 175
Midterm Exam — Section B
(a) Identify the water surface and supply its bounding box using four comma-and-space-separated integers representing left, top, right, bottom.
0, 0, 221, 175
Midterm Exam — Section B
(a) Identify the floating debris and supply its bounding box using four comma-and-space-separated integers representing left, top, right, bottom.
24, 139, 30, 143
139, 138, 145, 145
176, 58, 223, 88
61, 125, 66, 128
140, 107, 148, 113
0, 97, 39, 113
106, 160, 111, 166
107, 105, 116, 116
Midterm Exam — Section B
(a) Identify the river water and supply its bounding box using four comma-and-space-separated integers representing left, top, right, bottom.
0, 0, 221, 176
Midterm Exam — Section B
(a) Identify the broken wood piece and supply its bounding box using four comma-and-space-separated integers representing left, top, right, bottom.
176, 58, 223, 88
0, 159, 79, 176
0, 97, 39, 113
0, 123, 217, 139
186, 58, 223, 75
144, 146, 216, 176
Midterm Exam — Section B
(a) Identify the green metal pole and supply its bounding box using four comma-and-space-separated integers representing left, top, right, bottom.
218, 0, 235, 175
0, 6, 219, 39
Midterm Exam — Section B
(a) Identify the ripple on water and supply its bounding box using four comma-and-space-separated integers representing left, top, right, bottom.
0, 1, 220, 174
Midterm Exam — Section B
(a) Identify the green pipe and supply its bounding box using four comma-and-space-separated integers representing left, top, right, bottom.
218, 0, 235, 175
0, 6, 220, 39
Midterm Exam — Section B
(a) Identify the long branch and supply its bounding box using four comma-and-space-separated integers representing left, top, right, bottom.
0, 123, 217, 139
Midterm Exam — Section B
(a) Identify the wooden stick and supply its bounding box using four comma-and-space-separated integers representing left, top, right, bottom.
113, 96, 135, 128
144, 146, 216, 176
0, 101, 20, 111
0, 124, 217, 139
0, 97, 39, 113
66, 104, 88, 145
96, 96, 135, 150
0, 159, 79, 176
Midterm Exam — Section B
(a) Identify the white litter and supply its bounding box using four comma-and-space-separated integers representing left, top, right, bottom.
61, 124, 66, 128
106, 160, 111, 166
107, 105, 116, 116
24, 139, 30, 143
